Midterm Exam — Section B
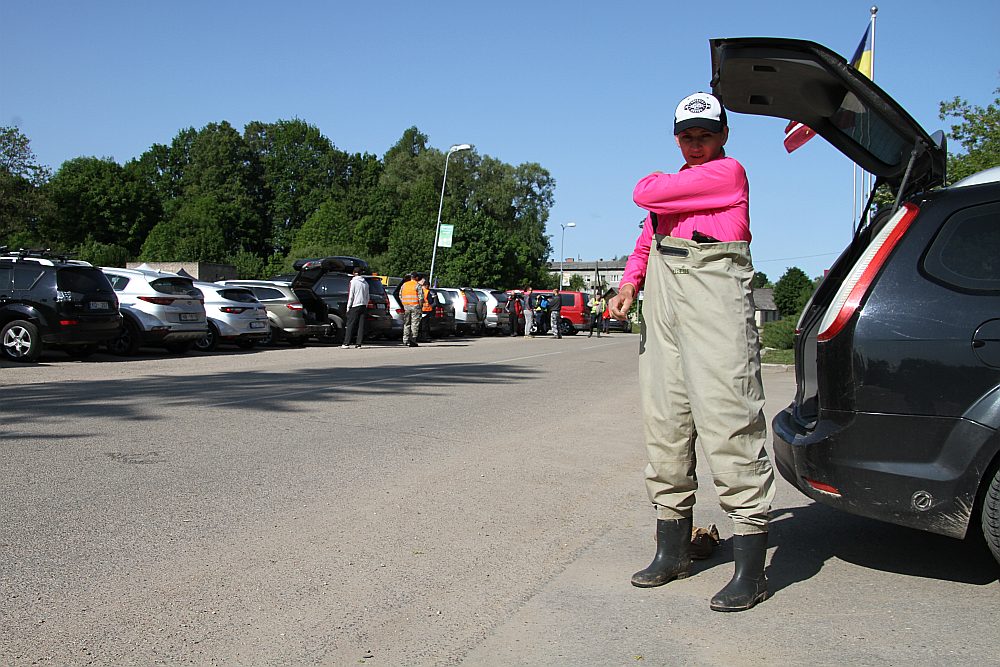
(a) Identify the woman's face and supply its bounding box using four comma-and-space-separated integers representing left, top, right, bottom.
675, 126, 729, 166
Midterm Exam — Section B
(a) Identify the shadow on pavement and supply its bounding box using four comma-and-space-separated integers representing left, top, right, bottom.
756, 502, 998, 587
1, 361, 539, 435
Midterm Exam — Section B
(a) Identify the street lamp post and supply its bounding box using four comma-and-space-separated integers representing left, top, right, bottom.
559, 221, 576, 287
429, 143, 472, 287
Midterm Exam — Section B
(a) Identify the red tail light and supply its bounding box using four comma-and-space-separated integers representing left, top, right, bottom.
817, 203, 919, 342
805, 478, 841, 496
59, 319, 79, 326
138, 296, 175, 305
285, 302, 304, 311
395, 308, 405, 315
493, 306, 502, 314
220, 307, 249, 314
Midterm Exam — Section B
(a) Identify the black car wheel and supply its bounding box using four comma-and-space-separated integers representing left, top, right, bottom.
983, 466, 1000, 566
559, 318, 575, 336
261, 325, 277, 346
1, 319, 42, 362
317, 323, 341, 345
107, 318, 142, 356
194, 322, 219, 352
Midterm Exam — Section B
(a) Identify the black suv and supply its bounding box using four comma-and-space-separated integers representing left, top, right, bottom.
285, 256, 392, 341
0, 248, 122, 362
712, 37, 1000, 565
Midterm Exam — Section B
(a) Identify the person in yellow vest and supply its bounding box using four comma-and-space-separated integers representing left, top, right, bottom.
399, 272, 426, 347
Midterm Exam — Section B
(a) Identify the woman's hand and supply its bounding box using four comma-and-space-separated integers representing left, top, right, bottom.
608, 284, 635, 320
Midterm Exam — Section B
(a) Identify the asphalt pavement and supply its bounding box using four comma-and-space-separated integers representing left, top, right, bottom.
1, 334, 997, 665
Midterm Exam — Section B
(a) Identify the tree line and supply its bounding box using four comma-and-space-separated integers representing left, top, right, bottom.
0, 121, 557, 289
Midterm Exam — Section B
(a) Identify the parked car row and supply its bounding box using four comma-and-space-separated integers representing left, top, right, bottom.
3, 251, 630, 363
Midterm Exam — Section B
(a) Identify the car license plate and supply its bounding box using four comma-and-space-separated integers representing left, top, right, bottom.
89, 301, 109, 310
249, 321, 265, 329
180, 313, 199, 322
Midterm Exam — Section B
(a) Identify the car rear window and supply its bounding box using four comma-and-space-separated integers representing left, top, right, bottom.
316, 275, 350, 294
151, 277, 199, 297
364, 277, 387, 296
57, 267, 112, 293
249, 286, 286, 301
217, 288, 258, 303
833, 94, 908, 169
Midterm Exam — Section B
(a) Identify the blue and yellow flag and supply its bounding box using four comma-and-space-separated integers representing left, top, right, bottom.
849, 25, 873, 79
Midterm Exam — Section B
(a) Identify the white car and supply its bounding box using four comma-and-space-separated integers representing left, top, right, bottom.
473, 288, 510, 334
436, 287, 482, 335
101, 266, 207, 355
192, 282, 269, 352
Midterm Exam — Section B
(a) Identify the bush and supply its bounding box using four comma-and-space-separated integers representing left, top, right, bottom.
74, 238, 129, 267
761, 316, 797, 350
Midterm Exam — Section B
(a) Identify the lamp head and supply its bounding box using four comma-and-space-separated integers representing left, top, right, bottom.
449, 144, 472, 153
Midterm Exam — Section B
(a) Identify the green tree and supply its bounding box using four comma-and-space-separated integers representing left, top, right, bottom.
132, 123, 269, 260
773, 267, 813, 317
290, 197, 361, 260
751, 271, 771, 288
74, 237, 130, 267
568, 274, 586, 291
243, 119, 347, 254
0, 126, 53, 246
42, 156, 160, 255
139, 196, 228, 261
939, 87, 1000, 184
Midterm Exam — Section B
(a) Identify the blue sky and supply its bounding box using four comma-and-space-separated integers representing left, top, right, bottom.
2, 0, 998, 281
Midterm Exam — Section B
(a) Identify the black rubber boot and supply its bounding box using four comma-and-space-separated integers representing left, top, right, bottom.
630, 517, 692, 588
710, 532, 769, 612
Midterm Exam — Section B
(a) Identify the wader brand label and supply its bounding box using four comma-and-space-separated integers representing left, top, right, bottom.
672, 267, 689, 275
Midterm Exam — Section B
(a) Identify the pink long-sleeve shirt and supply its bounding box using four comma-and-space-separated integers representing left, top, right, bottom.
620, 155, 750, 291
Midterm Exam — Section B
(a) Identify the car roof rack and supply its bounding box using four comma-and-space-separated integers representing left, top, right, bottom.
1, 247, 82, 264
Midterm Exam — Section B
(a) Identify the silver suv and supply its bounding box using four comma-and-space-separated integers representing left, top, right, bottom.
473, 288, 510, 334
101, 266, 207, 355
436, 287, 482, 335
216, 280, 327, 346
192, 282, 269, 352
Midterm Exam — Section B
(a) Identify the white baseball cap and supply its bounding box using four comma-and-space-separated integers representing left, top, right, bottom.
674, 92, 727, 135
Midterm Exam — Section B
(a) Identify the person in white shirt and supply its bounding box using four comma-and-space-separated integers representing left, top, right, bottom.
342, 267, 370, 348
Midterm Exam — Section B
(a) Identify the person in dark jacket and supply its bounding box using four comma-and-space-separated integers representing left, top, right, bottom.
549, 288, 563, 338
505, 293, 522, 336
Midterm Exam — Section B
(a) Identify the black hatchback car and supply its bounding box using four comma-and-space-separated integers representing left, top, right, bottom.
711, 37, 1000, 565
0, 248, 122, 362
287, 256, 392, 341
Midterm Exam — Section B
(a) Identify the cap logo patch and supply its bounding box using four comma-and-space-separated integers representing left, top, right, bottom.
684, 99, 710, 114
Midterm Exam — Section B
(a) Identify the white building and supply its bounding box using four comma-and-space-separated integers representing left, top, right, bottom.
547, 259, 628, 292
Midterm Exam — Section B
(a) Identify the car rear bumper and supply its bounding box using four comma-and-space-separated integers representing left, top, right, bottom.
279, 324, 327, 337
773, 405, 995, 539
42, 315, 122, 345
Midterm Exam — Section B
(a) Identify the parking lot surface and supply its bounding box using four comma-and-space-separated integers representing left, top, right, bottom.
2, 336, 997, 665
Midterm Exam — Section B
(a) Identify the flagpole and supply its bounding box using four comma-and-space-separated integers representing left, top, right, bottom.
866, 7, 878, 224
